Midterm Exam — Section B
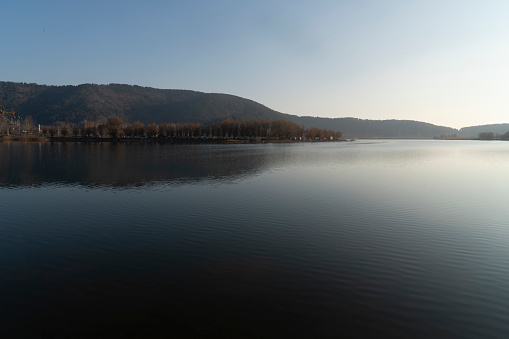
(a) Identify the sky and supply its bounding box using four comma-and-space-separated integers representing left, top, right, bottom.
4, 0, 509, 128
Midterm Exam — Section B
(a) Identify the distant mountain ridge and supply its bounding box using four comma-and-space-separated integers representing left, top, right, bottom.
1, 81, 506, 138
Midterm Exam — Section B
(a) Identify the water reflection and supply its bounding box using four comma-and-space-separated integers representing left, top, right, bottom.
0, 142, 355, 188
0, 143, 279, 188
2, 140, 509, 188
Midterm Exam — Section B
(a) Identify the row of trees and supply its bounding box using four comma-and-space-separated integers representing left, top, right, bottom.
37, 117, 342, 140
478, 131, 509, 140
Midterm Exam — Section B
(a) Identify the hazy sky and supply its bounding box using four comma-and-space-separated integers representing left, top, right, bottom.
4, 0, 509, 128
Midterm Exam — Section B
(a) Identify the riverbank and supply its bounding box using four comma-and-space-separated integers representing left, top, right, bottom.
0, 135, 351, 144
0, 135, 49, 142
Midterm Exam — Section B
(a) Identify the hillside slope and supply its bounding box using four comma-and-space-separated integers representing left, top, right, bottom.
0, 82, 288, 125
458, 124, 509, 137
290, 116, 458, 138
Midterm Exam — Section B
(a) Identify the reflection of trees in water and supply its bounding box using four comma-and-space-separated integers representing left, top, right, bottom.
0, 143, 291, 188
3, 141, 455, 189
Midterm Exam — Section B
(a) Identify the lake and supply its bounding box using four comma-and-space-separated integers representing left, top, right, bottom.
1, 140, 509, 338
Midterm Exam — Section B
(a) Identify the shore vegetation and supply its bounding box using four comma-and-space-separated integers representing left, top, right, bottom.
1, 116, 343, 143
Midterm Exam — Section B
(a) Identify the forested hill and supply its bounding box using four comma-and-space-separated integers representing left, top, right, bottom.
458, 124, 509, 137
0, 82, 289, 125
2, 81, 500, 138
289, 116, 458, 138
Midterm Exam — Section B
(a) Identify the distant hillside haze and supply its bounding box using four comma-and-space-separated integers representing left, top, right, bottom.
1, 81, 506, 138
287, 116, 458, 138
458, 124, 509, 137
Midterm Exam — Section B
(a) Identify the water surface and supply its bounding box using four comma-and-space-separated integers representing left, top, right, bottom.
1, 140, 509, 338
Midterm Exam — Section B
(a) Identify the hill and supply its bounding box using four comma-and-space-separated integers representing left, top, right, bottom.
0, 82, 289, 125
458, 124, 509, 138
3, 81, 506, 138
289, 116, 458, 138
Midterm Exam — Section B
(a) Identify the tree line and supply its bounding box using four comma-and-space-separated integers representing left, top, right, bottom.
32, 117, 342, 140
478, 131, 509, 140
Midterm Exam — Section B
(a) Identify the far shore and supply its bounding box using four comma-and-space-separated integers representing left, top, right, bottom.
3, 135, 499, 143
0, 135, 353, 144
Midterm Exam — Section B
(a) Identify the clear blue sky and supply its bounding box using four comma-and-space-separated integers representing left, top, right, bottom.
4, 0, 509, 128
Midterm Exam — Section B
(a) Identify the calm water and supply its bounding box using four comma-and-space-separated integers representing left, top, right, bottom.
1, 140, 509, 338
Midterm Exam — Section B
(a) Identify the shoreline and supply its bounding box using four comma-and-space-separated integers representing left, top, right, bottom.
0, 135, 352, 144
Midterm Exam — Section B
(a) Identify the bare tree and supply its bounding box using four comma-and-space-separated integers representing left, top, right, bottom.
72, 126, 81, 137
21, 115, 35, 133
97, 124, 108, 138
48, 126, 57, 137
106, 117, 123, 137
145, 123, 158, 137
0, 120, 6, 135
84, 121, 98, 137
60, 124, 70, 137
